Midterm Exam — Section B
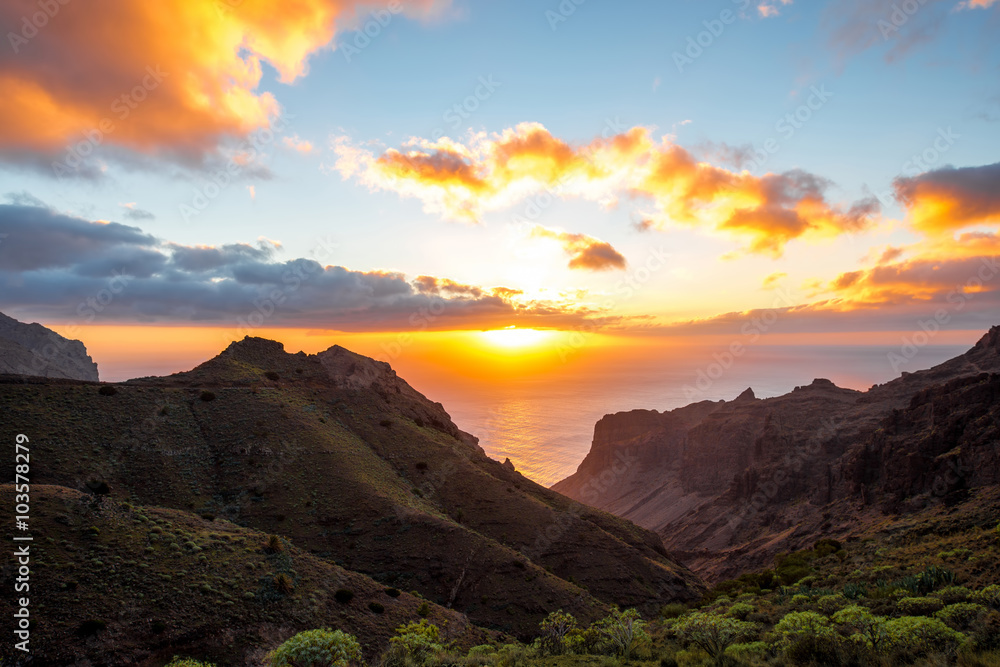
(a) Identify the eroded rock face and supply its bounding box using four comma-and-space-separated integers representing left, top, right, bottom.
554, 326, 1000, 581
0, 311, 99, 381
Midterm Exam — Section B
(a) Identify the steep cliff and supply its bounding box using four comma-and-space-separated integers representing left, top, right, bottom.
554, 326, 1000, 581
0, 311, 99, 381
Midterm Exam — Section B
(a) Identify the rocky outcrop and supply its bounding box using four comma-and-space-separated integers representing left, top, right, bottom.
554, 326, 1000, 581
0, 311, 99, 381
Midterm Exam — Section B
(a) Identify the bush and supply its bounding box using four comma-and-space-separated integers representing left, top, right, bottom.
817, 593, 850, 615
932, 586, 972, 604
884, 616, 966, 660
843, 582, 867, 600
385, 587, 401, 597
265, 535, 284, 554
417, 601, 430, 617
660, 603, 688, 619
76, 619, 107, 636
200, 391, 216, 402
594, 608, 650, 659
390, 620, 443, 662
832, 605, 890, 653
265, 371, 280, 381
98, 385, 117, 396
369, 601, 385, 614
726, 603, 754, 620
898, 596, 945, 616
268, 628, 363, 667
672, 611, 759, 662
274, 573, 294, 595
972, 585, 1000, 611
724, 641, 771, 662
935, 603, 990, 631
165, 659, 217, 667
773, 611, 840, 650
538, 609, 577, 655
334, 589, 354, 604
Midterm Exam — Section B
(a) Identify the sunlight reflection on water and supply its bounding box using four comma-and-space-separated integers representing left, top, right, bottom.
433, 345, 970, 487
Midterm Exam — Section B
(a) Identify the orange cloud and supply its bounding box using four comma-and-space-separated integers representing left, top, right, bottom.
823, 231, 1000, 306
529, 226, 627, 271
0, 0, 446, 170
893, 162, 1000, 236
282, 135, 316, 154
334, 123, 877, 256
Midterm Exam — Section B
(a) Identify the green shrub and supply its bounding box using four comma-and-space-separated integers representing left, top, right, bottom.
898, 596, 945, 616
773, 611, 839, 647
417, 601, 430, 617
384, 587, 401, 597
931, 586, 972, 604
660, 603, 688, 619
934, 602, 990, 631
593, 608, 650, 659
334, 589, 354, 604
200, 391, 216, 402
790, 594, 811, 606
495, 643, 530, 667
538, 609, 577, 655
843, 582, 867, 600
368, 601, 385, 614
265, 371, 280, 381
723, 641, 770, 662
972, 585, 1000, 611
726, 603, 754, 620
832, 605, 890, 653
884, 616, 966, 660
268, 628, 363, 667
165, 659, 217, 667
817, 593, 849, 615
390, 620, 443, 661
98, 385, 117, 396
672, 611, 759, 662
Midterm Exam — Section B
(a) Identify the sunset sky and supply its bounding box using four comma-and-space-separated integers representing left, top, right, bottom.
1, 0, 999, 407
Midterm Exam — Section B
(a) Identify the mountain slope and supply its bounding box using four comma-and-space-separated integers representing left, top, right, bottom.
553, 326, 1000, 582
0, 311, 99, 381
0, 337, 703, 640
0, 485, 485, 666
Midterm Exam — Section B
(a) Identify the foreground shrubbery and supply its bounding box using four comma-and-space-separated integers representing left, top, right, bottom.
164, 537, 1000, 667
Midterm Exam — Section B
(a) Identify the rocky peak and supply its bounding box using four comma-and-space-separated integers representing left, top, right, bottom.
972, 326, 1000, 354
223, 336, 287, 361
734, 387, 756, 402
0, 311, 99, 381
318, 344, 397, 390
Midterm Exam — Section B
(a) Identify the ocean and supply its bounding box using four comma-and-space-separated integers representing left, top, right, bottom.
422, 344, 974, 487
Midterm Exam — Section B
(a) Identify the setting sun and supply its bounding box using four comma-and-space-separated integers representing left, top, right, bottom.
479, 326, 557, 349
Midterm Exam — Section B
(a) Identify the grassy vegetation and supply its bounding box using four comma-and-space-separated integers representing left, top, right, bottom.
157, 516, 1000, 666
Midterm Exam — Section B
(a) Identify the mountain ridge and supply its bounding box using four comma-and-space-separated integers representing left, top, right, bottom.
0, 334, 704, 659
553, 326, 1000, 581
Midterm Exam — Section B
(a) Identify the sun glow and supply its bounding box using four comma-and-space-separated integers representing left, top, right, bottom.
479, 326, 556, 349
